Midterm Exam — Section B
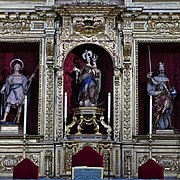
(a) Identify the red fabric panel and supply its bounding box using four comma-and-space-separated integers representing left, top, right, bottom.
138, 159, 164, 179
138, 43, 180, 134
13, 158, 39, 179
72, 146, 103, 167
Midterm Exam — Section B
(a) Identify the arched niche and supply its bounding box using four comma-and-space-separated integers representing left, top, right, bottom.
63, 43, 113, 134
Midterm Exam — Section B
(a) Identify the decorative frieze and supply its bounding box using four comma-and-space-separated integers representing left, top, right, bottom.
147, 19, 179, 34
2, 19, 30, 34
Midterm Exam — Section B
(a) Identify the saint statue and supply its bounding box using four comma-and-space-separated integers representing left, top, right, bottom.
73, 50, 101, 107
147, 62, 177, 131
0, 59, 35, 123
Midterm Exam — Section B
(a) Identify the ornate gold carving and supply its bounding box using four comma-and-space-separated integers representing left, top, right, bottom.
46, 35, 54, 61
139, 155, 180, 172
155, 155, 180, 171
114, 70, 121, 141
45, 63, 54, 141
147, 19, 179, 34
45, 150, 53, 177
123, 63, 131, 140
134, 22, 145, 30
56, 69, 63, 141
73, 16, 105, 34
2, 19, 30, 34
124, 41, 132, 62
66, 107, 111, 137
33, 22, 45, 30
0, 155, 22, 172
55, 4, 118, 16
123, 32, 133, 62
63, 142, 112, 173
124, 150, 132, 178
0, 154, 38, 173
115, 149, 120, 175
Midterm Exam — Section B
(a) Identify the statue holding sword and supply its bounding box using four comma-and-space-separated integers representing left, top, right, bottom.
147, 61, 177, 131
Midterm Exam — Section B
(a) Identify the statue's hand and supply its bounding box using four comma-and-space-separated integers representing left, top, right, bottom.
147, 72, 153, 78
73, 67, 80, 73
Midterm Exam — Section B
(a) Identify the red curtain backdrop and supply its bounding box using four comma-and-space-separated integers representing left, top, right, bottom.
138, 43, 180, 135
63, 44, 113, 134
0, 42, 39, 135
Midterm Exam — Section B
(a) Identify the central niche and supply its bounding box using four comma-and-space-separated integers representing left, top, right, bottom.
63, 43, 113, 136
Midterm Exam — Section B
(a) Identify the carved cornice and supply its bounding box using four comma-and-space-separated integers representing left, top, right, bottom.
54, 4, 123, 16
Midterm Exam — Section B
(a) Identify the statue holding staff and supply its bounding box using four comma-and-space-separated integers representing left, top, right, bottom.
0, 59, 36, 123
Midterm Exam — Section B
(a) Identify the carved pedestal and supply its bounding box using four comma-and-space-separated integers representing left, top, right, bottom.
66, 107, 111, 139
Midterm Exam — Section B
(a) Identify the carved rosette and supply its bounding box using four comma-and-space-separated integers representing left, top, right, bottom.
45, 62, 54, 141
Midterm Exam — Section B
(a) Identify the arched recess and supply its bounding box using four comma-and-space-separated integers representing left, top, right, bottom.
63, 43, 113, 135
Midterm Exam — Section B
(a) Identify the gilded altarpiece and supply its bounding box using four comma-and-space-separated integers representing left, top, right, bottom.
0, 0, 180, 179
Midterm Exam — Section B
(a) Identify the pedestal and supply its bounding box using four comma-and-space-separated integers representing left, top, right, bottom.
66, 107, 111, 139
0, 122, 22, 134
